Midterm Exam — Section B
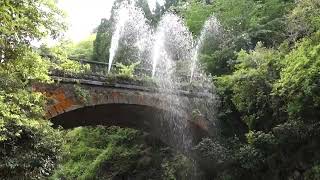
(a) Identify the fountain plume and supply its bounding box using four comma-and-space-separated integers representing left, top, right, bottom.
108, 1, 151, 73
151, 13, 194, 79
190, 16, 221, 82
108, 3, 129, 73
106, 3, 219, 163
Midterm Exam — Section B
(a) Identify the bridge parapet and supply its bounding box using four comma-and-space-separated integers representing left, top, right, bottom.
50, 69, 214, 98
66, 57, 207, 83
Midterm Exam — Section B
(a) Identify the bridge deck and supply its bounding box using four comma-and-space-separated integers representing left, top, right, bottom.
50, 71, 214, 98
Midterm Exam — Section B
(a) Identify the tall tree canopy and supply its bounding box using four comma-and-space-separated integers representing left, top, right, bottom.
0, 0, 65, 62
0, 0, 65, 179
93, 19, 112, 62
187, 0, 320, 179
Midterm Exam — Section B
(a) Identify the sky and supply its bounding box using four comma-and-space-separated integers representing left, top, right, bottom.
58, 0, 116, 42
56, 0, 164, 42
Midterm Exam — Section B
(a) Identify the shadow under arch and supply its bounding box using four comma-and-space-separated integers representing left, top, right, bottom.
51, 103, 207, 157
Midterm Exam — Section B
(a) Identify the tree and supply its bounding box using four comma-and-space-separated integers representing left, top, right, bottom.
179, 0, 215, 35
186, 1, 320, 178
69, 34, 95, 60
0, 50, 64, 179
51, 126, 198, 179
178, 0, 294, 76
0, 0, 65, 62
274, 32, 320, 122
0, 0, 65, 178
212, 0, 294, 48
93, 19, 112, 62
92, 0, 184, 64
198, 36, 320, 179
287, 0, 320, 41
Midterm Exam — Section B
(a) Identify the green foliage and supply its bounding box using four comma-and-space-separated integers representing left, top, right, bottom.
40, 43, 90, 74
0, 50, 63, 179
213, 0, 293, 47
93, 19, 112, 62
51, 126, 140, 179
202, 35, 320, 179
180, 1, 215, 35
0, 0, 64, 178
304, 165, 320, 180
287, 0, 320, 41
235, 145, 264, 170
222, 43, 283, 130
160, 152, 196, 180
52, 126, 197, 179
115, 61, 140, 78
194, 138, 230, 164
274, 32, 320, 120
179, 0, 294, 76
68, 34, 95, 60
73, 85, 90, 104
180, 2, 318, 178
197, 3, 320, 174
1, 0, 320, 179
0, 0, 66, 62
200, 48, 235, 76
45, 0, 319, 179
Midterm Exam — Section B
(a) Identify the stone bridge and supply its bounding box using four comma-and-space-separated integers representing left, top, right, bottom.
33, 72, 216, 157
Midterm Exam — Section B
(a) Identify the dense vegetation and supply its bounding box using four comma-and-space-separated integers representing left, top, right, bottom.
1, 0, 320, 179
184, 0, 320, 179
0, 0, 65, 178
52, 126, 197, 179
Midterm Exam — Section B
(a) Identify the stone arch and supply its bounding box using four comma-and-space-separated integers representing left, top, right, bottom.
34, 82, 209, 155
35, 82, 187, 119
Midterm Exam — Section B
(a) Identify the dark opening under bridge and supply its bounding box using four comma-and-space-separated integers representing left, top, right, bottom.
33, 60, 217, 170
